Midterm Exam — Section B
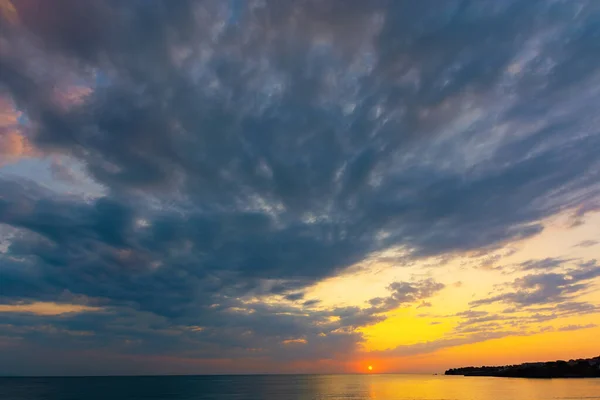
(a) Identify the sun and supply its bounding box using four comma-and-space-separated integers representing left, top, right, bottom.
368, 365, 373, 371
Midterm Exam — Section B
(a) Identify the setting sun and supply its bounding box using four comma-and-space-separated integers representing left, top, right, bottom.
368, 365, 373, 371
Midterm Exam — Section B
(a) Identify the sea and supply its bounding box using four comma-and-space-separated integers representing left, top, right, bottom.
1, 374, 599, 400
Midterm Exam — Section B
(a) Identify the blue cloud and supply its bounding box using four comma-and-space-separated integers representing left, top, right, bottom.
1, 0, 600, 373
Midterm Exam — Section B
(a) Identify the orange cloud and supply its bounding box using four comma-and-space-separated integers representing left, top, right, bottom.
1, 84, 93, 166
0, 0, 18, 24
282, 338, 308, 345
52, 85, 92, 111
0, 301, 102, 316
0, 97, 36, 164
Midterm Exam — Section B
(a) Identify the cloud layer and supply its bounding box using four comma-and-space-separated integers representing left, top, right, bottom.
1, 0, 600, 373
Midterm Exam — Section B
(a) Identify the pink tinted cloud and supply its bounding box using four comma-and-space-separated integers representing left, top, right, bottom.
1, 83, 92, 165
0, 96, 36, 164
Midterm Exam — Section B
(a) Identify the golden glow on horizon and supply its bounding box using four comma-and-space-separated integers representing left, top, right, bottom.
359, 308, 453, 352
0, 302, 101, 316
434, 322, 600, 369
308, 211, 600, 372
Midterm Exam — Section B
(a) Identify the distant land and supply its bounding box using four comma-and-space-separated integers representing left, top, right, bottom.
445, 356, 600, 378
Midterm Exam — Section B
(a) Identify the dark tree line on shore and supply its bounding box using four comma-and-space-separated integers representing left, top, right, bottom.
445, 356, 600, 378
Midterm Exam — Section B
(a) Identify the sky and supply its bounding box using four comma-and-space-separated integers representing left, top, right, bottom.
0, 0, 599, 376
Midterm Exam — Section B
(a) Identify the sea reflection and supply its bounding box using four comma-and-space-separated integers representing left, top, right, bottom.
1, 374, 600, 400
314, 374, 600, 400
363, 374, 600, 400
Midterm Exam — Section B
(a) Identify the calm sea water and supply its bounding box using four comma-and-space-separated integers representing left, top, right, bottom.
1, 374, 599, 400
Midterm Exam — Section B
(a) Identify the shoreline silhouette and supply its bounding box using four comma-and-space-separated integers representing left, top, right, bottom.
445, 356, 600, 378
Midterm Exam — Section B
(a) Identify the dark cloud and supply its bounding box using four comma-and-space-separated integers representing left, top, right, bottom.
557, 324, 597, 332
423, 299, 600, 340
327, 277, 445, 331
368, 279, 445, 313
526, 301, 599, 319
470, 260, 600, 307
574, 240, 599, 248
302, 299, 321, 308
1, 0, 600, 372
284, 292, 305, 302
516, 257, 573, 271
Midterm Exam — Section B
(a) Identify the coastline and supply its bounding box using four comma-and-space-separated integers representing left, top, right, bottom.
445, 356, 600, 378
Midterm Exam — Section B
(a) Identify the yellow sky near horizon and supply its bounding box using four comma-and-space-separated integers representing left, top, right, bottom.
303, 210, 600, 371
2, 211, 598, 373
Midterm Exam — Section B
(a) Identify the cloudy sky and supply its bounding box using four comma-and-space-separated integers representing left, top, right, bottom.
1, 0, 600, 375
